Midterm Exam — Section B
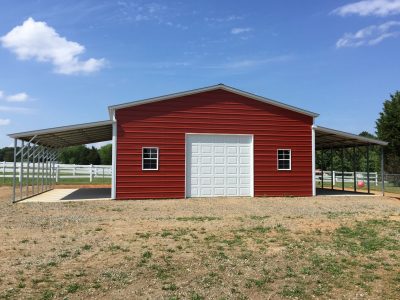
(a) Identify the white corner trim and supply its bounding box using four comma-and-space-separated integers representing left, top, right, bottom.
312, 124, 316, 196
111, 112, 117, 200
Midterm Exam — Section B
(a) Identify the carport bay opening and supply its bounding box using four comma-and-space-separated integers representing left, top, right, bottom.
7, 84, 388, 202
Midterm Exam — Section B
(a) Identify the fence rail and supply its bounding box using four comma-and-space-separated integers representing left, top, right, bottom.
1, 161, 399, 193
1, 162, 111, 183
315, 170, 379, 186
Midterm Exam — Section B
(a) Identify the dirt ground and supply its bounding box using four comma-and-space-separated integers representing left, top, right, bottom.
0, 186, 399, 299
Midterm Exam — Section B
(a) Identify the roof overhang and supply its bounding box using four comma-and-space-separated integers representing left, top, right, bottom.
8, 120, 112, 148
108, 84, 320, 118
315, 125, 388, 150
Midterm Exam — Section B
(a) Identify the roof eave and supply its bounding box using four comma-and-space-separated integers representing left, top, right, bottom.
314, 125, 388, 146
8, 120, 112, 140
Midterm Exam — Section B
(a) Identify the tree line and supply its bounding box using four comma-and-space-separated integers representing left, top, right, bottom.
316, 91, 400, 174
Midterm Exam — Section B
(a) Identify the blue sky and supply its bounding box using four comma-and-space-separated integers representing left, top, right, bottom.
0, 0, 399, 147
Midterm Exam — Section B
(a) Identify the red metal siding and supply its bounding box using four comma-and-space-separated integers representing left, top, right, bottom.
116, 89, 313, 199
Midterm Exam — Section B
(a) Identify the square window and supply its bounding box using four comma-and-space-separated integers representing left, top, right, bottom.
142, 147, 159, 170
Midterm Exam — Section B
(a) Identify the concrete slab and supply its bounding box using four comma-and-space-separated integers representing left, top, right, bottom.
22, 188, 111, 203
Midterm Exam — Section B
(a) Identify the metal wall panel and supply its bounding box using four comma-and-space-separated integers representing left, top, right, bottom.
116, 89, 313, 199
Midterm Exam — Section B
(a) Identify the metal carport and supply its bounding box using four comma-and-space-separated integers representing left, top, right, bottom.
313, 125, 388, 196
8, 119, 388, 202
8, 120, 114, 203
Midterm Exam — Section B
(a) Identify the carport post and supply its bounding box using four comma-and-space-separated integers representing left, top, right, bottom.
19, 141, 24, 200
341, 148, 344, 191
26, 141, 31, 197
353, 147, 357, 192
46, 148, 49, 191
12, 139, 17, 203
366, 145, 370, 194
41, 148, 45, 192
381, 146, 385, 196
321, 150, 324, 189
32, 147, 35, 195
330, 148, 334, 190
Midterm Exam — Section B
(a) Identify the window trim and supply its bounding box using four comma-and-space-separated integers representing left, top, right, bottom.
142, 147, 159, 171
277, 149, 291, 171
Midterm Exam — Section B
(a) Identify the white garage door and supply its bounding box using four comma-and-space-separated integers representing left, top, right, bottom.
186, 134, 253, 197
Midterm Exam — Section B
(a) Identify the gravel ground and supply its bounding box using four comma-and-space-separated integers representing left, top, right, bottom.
0, 186, 399, 299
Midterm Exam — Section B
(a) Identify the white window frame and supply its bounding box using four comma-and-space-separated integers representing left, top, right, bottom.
277, 149, 291, 171
142, 147, 159, 171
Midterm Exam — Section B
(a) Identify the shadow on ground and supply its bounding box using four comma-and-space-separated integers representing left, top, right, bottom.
61, 188, 111, 200
316, 188, 372, 196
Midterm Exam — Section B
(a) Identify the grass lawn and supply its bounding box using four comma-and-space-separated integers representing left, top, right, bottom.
0, 187, 399, 299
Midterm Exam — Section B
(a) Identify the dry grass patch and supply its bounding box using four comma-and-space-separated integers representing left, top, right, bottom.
0, 187, 399, 299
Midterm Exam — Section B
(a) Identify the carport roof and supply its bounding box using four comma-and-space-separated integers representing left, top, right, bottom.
8, 120, 112, 148
315, 126, 388, 150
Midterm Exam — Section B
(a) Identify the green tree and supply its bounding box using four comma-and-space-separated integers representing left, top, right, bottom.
98, 144, 112, 165
59, 145, 90, 164
376, 91, 400, 173
87, 147, 101, 165
0, 147, 15, 162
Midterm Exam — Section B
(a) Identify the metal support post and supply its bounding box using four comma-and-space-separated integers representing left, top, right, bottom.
321, 150, 324, 189
19, 141, 24, 200
26, 142, 31, 196
381, 146, 385, 196
353, 147, 357, 192
366, 145, 370, 194
341, 148, 344, 191
330, 148, 334, 190
12, 139, 17, 203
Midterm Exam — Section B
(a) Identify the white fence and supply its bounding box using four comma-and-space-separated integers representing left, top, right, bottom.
0, 162, 111, 183
315, 170, 378, 186
0, 161, 382, 186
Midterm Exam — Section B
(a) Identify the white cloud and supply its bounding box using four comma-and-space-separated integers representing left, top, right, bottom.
0, 119, 10, 126
231, 27, 252, 34
0, 17, 105, 75
0, 91, 3, 99
205, 15, 243, 23
332, 0, 400, 17
5, 92, 29, 102
206, 55, 293, 70
336, 21, 400, 47
0, 106, 32, 113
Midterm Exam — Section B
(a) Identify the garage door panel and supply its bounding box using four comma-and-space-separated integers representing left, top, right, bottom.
214, 146, 225, 154
227, 187, 238, 196
214, 187, 225, 196
187, 134, 252, 197
240, 166, 250, 174
227, 156, 238, 164
227, 177, 237, 185
201, 156, 212, 164
227, 166, 238, 175
214, 177, 225, 185
239, 187, 250, 196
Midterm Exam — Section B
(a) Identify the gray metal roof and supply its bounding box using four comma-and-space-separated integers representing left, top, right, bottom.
108, 84, 320, 118
315, 126, 387, 149
8, 120, 112, 148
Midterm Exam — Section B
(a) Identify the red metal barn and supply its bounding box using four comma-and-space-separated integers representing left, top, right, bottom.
8, 84, 389, 202
111, 85, 317, 199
